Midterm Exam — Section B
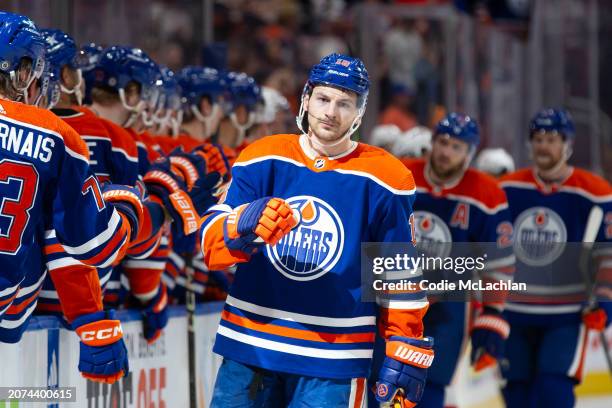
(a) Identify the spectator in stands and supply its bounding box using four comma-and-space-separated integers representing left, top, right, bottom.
379, 83, 418, 131
383, 17, 423, 91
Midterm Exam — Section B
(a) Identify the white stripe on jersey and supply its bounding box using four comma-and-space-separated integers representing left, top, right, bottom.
123, 260, 167, 270
217, 326, 373, 360
376, 299, 429, 310
485, 254, 516, 270
567, 324, 587, 378
47, 257, 85, 271
61, 209, 122, 256
505, 303, 582, 314
168, 251, 186, 269
15, 271, 47, 298
0, 301, 38, 329
111, 146, 139, 163
348, 378, 365, 408
522, 283, 586, 295
65, 145, 89, 164
226, 295, 376, 327
444, 193, 508, 215
0, 279, 23, 297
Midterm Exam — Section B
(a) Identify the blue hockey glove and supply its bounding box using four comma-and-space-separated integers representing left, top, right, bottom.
223, 197, 298, 254
375, 336, 434, 408
141, 283, 169, 344
470, 307, 510, 371
72, 310, 129, 384
101, 183, 144, 241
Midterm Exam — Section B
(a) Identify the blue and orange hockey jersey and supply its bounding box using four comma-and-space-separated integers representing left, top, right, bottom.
37, 108, 142, 319
403, 159, 515, 308
199, 134, 429, 379
500, 168, 612, 315
0, 99, 135, 342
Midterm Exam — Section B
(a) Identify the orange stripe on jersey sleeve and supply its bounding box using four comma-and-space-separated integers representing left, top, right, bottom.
221, 310, 376, 344
81, 214, 130, 266
44, 243, 64, 255
0, 293, 18, 308
5, 289, 41, 315
201, 213, 251, 270
378, 305, 429, 340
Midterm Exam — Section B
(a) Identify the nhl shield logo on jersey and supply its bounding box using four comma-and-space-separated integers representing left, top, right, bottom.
266, 196, 344, 281
514, 206, 567, 266
413, 211, 452, 258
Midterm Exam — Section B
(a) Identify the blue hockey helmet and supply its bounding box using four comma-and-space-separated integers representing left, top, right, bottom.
157, 65, 181, 111
40, 28, 85, 104
177, 66, 226, 109
40, 28, 78, 73
91, 46, 161, 123
224, 71, 261, 113
80, 42, 103, 104
434, 112, 480, 150
529, 108, 575, 140
0, 12, 46, 103
307, 53, 369, 101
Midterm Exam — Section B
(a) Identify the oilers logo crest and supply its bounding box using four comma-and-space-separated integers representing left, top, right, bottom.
413, 211, 452, 258
266, 195, 344, 281
514, 206, 567, 266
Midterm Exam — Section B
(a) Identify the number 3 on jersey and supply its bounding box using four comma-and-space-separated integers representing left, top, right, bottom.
0, 160, 39, 254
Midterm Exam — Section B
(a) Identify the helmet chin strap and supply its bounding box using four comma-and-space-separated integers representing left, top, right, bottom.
119, 88, 146, 128
140, 110, 156, 128
462, 147, 476, 170
171, 110, 183, 137
60, 69, 83, 106
229, 111, 255, 146
191, 104, 220, 139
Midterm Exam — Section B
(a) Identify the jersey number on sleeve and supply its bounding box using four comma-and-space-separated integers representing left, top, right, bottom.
0, 160, 39, 254
82, 175, 105, 211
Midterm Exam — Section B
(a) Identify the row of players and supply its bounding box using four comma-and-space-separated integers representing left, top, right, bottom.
0, 11, 288, 385
1, 10, 612, 408
370, 109, 612, 407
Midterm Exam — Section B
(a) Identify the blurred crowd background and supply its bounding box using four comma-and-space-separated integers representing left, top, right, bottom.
4, 0, 612, 180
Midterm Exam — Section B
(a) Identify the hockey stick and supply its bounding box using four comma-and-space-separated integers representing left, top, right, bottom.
580, 206, 612, 375
185, 253, 197, 408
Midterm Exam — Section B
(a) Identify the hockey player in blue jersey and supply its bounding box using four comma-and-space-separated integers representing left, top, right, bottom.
398, 113, 515, 407
500, 108, 612, 407
199, 53, 433, 407
0, 12, 145, 384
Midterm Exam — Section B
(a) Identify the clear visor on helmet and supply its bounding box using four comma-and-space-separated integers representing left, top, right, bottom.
10, 56, 45, 93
